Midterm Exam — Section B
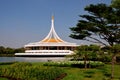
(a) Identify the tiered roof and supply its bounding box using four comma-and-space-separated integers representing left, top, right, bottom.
41, 16, 65, 43
25, 16, 77, 47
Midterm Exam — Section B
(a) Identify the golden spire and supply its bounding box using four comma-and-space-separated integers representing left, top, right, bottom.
41, 15, 65, 43
52, 15, 54, 20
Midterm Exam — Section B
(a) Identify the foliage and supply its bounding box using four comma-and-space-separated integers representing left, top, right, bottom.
70, 45, 100, 68
111, 0, 120, 9
70, 3, 120, 46
44, 61, 104, 68
0, 62, 120, 80
0, 46, 25, 56
108, 44, 120, 79
110, 44, 120, 55
69, 1, 120, 79
100, 44, 120, 79
116, 55, 120, 63
0, 62, 64, 80
0, 77, 8, 80
0, 54, 14, 57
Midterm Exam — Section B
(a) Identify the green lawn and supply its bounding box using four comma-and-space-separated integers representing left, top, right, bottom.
63, 65, 120, 80
0, 62, 120, 80
0, 77, 8, 80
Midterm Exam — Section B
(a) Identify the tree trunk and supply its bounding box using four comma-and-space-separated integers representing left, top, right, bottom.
84, 55, 87, 69
111, 55, 116, 79
88, 60, 91, 68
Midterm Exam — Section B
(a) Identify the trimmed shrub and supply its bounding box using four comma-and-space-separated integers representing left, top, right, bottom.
44, 61, 104, 68
90, 61, 104, 68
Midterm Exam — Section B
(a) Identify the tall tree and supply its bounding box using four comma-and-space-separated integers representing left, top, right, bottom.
70, 2, 120, 79
70, 3, 120, 46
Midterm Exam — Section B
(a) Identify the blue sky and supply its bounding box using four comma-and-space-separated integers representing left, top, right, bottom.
0, 0, 111, 48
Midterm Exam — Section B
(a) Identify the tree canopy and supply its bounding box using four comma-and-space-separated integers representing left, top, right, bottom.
70, 1, 120, 78
70, 2, 120, 46
0, 46, 25, 54
111, 0, 120, 9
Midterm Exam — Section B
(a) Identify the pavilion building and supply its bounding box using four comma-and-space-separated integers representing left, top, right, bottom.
15, 16, 78, 57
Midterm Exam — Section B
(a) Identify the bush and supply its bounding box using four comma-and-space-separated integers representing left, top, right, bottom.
0, 62, 64, 80
44, 61, 104, 68
90, 61, 104, 68
98, 56, 111, 63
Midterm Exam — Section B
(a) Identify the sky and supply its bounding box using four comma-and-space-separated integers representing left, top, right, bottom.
0, 0, 111, 48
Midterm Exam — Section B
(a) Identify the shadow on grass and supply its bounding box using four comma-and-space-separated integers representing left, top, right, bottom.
83, 70, 95, 78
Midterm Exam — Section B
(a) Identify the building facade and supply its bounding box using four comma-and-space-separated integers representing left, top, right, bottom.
15, 16, 78, 57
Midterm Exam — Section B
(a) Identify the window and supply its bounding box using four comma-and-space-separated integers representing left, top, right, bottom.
49, 46, 57, 50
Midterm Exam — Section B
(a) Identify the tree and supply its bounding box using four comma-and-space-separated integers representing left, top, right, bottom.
14, 47, 25, 53
73, 45, 91, 69
69, 2, 120, 79
88, 45, 100, 61
0, 46, 5, 54
0, 46, 25, 56
108, 44, 120, 79
70, 3, 120, 46
100, 44, 120, 79
111, 0, 120, 9
72, 45, 100, 69
100, 47, 112, 62
5, 47, 14, 54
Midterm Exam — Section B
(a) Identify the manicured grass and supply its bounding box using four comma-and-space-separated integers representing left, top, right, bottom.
0, 77, 8, 80
62, 64, 120, 80
0, 62, 120, 80
43, 61, 120, 80
62, 68, 104, 80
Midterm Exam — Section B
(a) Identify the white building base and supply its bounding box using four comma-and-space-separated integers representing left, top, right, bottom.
15, 50, 73, 57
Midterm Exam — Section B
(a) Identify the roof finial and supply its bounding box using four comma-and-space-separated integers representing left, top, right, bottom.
52, 15, 54, 20
41, 15, 65, 43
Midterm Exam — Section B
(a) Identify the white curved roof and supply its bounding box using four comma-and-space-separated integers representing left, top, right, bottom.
25, 42, 77, 47
25, 16, 77, 47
